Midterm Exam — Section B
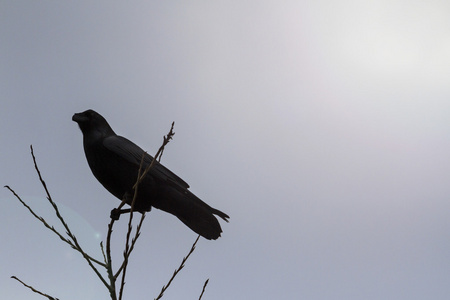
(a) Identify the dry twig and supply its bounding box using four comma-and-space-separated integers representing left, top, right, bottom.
155, 235, 200, 300
106, 122, 176, 300
11, 276, 59, 300
198, 279, 209, 300
5, 146, 109, 289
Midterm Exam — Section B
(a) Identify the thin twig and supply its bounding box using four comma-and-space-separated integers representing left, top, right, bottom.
116, 122, 175, 281
198, 279, 209, 300
154, 235, 200, 300
29, 146, 109, 287
100, 241, 107, 265
113, 122, 175, 300
5, 185, 111, 289
118, 213, 134, 300
157, 122, 175, 163
30, 146, 107, 270
5, 185, 75, 248
106, 218, 117, 300
117, 152, 148, 300
114, 213, 145, 279
11, 276, 59, 300
133, 122, 175, 189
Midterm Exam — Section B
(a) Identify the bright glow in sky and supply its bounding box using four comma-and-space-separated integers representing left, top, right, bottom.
1, 1, 450, 299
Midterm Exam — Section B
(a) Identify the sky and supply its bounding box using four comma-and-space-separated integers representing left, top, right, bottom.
1, 1, 450, 299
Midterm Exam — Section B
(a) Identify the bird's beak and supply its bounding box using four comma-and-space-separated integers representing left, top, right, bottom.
72, 112, 87, 123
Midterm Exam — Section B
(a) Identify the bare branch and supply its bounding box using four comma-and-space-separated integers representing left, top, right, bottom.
29, 146, 109, 288
117, 152, 146, 300
157, 121, 175, 162
100, 241, 107, 265
4, 185, 75, 248
114, 213, 145, 280
105, 219, 117, 300
133, 122, 175, 190
155, 235, 200, 300
111, 122, 175, 299
198, 279, 209, 300
115, 122, 175, 286
11, 276, 59, 300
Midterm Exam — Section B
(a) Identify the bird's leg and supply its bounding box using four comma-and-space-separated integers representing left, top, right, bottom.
110, 191, 133, 220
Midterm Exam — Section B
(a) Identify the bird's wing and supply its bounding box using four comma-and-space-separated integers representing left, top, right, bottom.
103, 135, 190, 189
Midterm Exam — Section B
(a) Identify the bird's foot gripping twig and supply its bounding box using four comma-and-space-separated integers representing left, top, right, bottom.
110, 208, 132, 220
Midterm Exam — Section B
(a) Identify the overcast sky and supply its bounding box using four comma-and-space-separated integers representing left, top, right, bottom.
1, 1, 450, 299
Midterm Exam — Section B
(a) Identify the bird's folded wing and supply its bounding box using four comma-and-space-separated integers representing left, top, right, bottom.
103, 135, 190, 189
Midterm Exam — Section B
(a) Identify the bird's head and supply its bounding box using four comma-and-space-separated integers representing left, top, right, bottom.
72, 109, 115, 137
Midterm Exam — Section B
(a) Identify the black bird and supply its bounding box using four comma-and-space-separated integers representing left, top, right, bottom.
73, 109, 229, 240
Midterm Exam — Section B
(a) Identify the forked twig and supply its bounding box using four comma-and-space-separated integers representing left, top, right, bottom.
5, 146, 109, 290
107, 122, 176, 300
31, 146, 109, 283
115, 213, 145, 280
118, 154, 146, 300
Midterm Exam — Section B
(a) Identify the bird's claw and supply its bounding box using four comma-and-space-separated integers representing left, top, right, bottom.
110, 208, 133, 220
110, 208, 121, 220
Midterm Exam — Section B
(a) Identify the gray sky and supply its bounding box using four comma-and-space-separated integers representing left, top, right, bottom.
1, 1, 450, 299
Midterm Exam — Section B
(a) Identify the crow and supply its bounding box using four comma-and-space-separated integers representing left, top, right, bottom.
73, 109, 229, 240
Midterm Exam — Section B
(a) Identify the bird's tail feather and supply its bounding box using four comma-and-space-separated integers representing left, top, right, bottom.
154, 188, 229, 240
